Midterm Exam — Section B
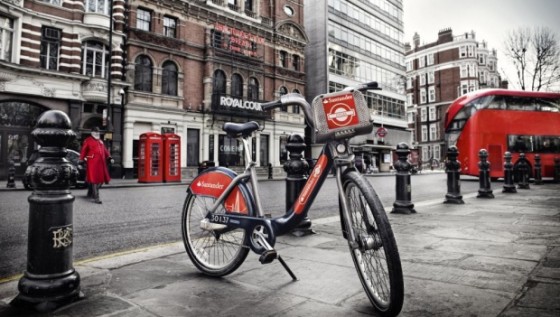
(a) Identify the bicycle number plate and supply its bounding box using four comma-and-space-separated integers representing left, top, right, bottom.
312, 90, 373, 143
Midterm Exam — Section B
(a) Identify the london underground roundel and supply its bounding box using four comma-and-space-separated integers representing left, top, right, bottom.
322, 93, 359, 129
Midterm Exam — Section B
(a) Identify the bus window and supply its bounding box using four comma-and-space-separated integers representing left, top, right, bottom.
535, 98, 560, 112
487, 96, 506, 109
507, 135, 534, 153
535, 135, 560, 153
506, 96, 537, 111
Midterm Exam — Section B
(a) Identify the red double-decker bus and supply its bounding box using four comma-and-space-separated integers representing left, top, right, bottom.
444, 89, 560, 178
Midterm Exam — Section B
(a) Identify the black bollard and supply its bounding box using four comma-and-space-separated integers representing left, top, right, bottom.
516, 153, 530, 189
554, 157, 560, 183
283, 134, 313, 236
11, 110, 81, 312
392, 142, 416, 214
444, 146, 464, 204
534, 154, 543, 185
502, 152, 517, 193
6, 160, 16, 188
477, 149, 494, 198
268, 163, 273, 180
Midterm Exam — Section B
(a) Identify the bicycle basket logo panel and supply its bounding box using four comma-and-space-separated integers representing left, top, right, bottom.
191, 172, 248, 214
323, 93, 359, 129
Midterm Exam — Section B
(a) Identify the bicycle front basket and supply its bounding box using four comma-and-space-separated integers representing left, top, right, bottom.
312, 90, 373, 143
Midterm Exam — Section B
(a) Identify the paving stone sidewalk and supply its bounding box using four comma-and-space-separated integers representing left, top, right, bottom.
0, 183, 558, 317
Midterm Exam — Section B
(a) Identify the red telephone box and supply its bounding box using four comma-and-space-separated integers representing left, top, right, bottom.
163, 133, 181, 182
138, 132, 163, 183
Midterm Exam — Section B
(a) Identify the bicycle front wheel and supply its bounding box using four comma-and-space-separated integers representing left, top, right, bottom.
342, 171, 404, 316
181, 192, 250, 277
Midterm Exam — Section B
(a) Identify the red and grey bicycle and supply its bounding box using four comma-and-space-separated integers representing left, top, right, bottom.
181, 82, 404, 316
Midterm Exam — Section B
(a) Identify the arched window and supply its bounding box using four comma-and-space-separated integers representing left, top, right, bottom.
248, 77, 259, 101
231, 73, 243, 98
213, 70, 226, 94
82, 41, 109, 78
279, 86, 288, 112
134, 55, 152, 92
162, 61, 178, 96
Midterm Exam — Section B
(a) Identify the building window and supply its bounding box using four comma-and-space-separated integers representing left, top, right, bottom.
137, 8, 151, 31
219, 134, 244, 167
260, 134, 269, 167
292, 54, 300, 71
427, 71, 434, 84
187, 129, 200, 167
407, 93, 413, 106
420, 107, 427, 122
433, 144, 441, 160
421, 125, 428, 142
427, 53, 434, 65
406, 60, 412, 71
213, 70, 226, 94
460, 65, 467, 78
279, 86, 288, 111
418, 55, 425, 68
134, 55, 152, 91
279, 50, 287, 67
161, 61, 177, 96
460, 46, 466, 58
428, 106, 436, 120
245, 0, 254, 11
231, 73, 243, 98
0, 16, 14, 62
406, 77, 412, 89
419, 73, 426, 86
86, 0, 109, 14
82, 41, 109, 78
212, 30, 224, 48
407, 112, 415, 124
40, 27, 61, 71
163, 16, 177, 38
248, 77, 259, 101
420, 90, 426, 104
460, 81, 469, 95
428, 86, 436, 102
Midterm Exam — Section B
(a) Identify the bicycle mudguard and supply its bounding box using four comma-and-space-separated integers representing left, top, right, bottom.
189, 167, 255, 215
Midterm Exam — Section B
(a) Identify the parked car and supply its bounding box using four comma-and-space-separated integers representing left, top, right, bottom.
22, 149, 87, 189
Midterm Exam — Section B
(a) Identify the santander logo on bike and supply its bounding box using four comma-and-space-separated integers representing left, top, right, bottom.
196, 181, 225, 190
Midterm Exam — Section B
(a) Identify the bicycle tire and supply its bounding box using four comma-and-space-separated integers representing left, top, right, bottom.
342, 171, 404, 316
181, 192, 250, 277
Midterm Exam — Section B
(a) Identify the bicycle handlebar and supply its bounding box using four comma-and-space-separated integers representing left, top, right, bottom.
261, 81, 381, 130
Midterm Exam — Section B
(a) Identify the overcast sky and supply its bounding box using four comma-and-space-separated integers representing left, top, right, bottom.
402, 0, 560, 90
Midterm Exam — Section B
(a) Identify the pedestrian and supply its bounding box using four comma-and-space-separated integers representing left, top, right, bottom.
79, 127, 113, 204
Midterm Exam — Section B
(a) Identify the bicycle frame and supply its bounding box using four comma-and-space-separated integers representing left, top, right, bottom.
192, 136, 358, 248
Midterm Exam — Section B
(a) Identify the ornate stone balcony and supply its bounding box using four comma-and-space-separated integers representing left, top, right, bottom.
82, 78, 108, 103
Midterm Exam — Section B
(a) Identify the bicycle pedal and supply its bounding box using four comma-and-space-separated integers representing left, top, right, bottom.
259, 250, 278, 264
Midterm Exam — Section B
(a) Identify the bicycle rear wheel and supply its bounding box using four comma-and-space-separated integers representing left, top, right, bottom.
181, 192, 250, 276
342, 171, 404, 316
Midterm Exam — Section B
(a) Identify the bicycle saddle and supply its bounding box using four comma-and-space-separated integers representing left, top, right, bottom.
223, 121, 260, 138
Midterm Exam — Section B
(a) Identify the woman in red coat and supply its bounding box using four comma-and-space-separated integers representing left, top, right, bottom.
80, 127, 113, 204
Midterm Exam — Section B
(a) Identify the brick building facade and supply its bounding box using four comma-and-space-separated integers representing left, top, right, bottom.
122, 0, 307, 177
405, 28, 503, 166
0, 0, 307, 180
0, 0, 127, 179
